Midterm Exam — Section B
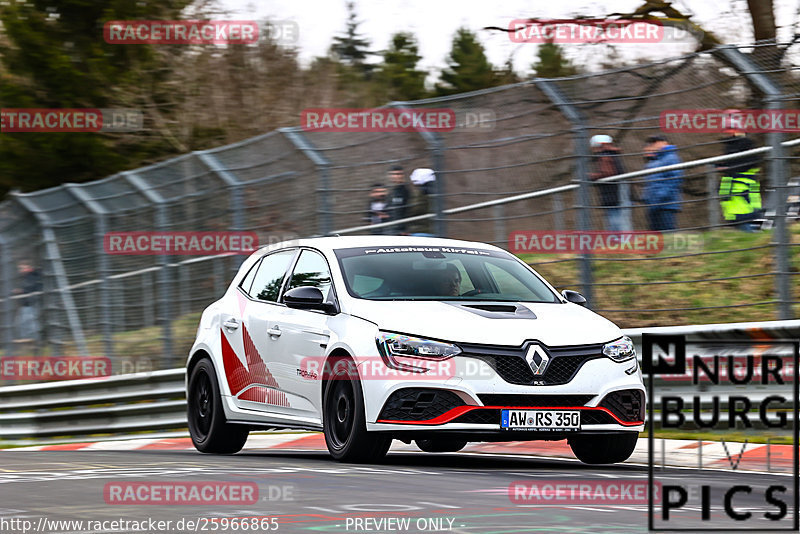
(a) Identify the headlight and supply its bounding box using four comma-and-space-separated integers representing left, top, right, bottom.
603, 336, 636, 362
376, 332, 462, 372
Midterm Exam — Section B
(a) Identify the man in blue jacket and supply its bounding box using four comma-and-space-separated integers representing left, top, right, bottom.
643, 135, 683, 231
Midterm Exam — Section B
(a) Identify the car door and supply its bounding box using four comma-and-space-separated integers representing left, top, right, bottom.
270, 248, 336, 419
230, 248, 298, 414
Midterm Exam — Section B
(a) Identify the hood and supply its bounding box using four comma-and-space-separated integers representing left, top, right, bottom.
346, 299, 622, 347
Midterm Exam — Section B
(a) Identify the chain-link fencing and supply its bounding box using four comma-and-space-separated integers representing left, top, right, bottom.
1, 42, 798, 381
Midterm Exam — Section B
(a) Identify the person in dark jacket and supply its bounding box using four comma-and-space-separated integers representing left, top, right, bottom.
365, 184, 389, 235
590, 134, 627, 231
386, 165, 411, 233
15, 261, 42, 342
642, 135, 684, 231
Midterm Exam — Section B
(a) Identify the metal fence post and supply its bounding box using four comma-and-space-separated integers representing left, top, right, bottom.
552, 194, 564, 230
11, 194, 88, 356
620, 181, 633, 232
280, 128, 333, 236
123, 172, 174, 365
196, 151, 246, 279
493, 204, 506, 248
768, 118, 792, 319
388, 104, 447, 237
574, 130, 595, 304
0, 234, 14, 356
715, 46, 793, 319
64, 185, 114, 360
430, 135, 447, 237
144, 271, 154, 327
706, 165, 721, 229
536, 79, 594, 305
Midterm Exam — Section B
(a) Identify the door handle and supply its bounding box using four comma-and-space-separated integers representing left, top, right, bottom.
267, 326, 282, 337
223, 318, 240, 330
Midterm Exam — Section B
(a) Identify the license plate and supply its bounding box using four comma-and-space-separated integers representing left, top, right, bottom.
500, 409, 580, 431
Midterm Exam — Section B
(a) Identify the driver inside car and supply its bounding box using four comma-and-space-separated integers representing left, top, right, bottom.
438, 264, 462, 296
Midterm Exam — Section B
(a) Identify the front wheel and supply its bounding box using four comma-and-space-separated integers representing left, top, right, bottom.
187, 357, 249, 454
323, 358, 391, 463
568, 432, 639, 464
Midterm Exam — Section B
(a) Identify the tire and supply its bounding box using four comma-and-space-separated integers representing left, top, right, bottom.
187, 357, 249, 454
415, 439, 468, 453
323, 358, 391, 463
568, 432, 639, 464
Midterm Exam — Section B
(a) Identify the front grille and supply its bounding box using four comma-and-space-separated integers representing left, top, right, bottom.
453, 407, 618, 426
460, 342, 604, 386
452, 409, 501, 424
599, 389, 645, 422
581, 410, 617, 425
377, 388, 465, 421
477, 394, 595, 407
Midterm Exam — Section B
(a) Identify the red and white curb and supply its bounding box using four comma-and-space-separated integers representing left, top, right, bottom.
4, 434, 794, 473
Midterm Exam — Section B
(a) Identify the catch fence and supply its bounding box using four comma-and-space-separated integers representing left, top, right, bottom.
1, 42, 799, 376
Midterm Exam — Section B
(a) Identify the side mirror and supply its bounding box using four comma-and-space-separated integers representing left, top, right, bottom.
561, 289, 587, 307
284, 286, 337, 313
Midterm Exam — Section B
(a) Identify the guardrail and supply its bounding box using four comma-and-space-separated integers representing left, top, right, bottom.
0, 321, 796, 442
0, 369, 185, 439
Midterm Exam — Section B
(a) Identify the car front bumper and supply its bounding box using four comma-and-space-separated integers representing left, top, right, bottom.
362, 354, 645, 435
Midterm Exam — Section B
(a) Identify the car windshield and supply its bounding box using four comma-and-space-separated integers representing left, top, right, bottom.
334, 246, 559, 302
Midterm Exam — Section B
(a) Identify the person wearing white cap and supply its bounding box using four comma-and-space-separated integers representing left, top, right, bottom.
407, 168, 437, 235
590, 134, 613, 147
410, 168, 436, 190
589, 134, 627, 232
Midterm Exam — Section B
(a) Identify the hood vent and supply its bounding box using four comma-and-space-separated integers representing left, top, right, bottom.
464, 304, 518, 313
449, 302, 536, 319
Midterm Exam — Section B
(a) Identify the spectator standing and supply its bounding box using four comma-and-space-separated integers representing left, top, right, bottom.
589, 134, 628, 232
15, 260, 42, 343
407, 168, 436, 236
642, 135, 684, 231
365, 184, 389, 235
386, 165, 411, 233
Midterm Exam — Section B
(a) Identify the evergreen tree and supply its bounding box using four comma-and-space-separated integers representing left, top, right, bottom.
435, 28, 499, 96
330, 2, 374, 78
531, 39, 579, 78
0, 0, 193, 193
376, 32, 427, 101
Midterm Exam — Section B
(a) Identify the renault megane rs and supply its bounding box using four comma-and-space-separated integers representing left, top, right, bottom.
187, 236, 644, 463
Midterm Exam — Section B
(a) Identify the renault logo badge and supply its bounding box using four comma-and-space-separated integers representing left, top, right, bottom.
526, 344, 550, 375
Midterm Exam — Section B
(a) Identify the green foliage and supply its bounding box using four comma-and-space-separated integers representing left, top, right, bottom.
435, 28, 501, 96
330, 1, 374, 79
0, 0, 193, 193
531, 40, 579, 78
375, 32, 427, 102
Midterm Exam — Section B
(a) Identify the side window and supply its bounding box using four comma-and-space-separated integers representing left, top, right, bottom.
249, 250, 296, 302
285, 250, 333, 301
239, 259, 260, 295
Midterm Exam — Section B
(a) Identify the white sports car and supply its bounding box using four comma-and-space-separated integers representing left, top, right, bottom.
186, 236, 645, 463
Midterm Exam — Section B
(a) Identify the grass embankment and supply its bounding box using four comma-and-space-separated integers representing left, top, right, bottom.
520, 226, 800, 328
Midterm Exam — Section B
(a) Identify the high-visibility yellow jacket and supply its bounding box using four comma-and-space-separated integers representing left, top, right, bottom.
719, 168, 761, 220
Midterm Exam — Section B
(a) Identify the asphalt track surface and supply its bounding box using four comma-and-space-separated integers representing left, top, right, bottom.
1, 446, 797, 534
